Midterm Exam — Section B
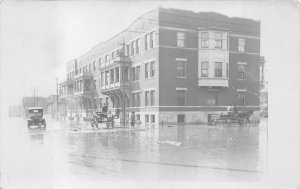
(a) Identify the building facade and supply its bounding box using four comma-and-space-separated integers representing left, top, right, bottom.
59, 8, 263, 125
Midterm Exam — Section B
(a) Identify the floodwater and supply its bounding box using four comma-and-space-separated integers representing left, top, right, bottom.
0, 115, 268, 188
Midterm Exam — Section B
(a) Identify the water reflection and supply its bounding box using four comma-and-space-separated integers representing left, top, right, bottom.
28, 127, 46, 142
58, 121, 264, 181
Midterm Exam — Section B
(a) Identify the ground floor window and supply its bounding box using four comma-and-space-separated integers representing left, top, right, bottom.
238, 92, 246, 105
151, 115, 155, 123
145, 114, 149, 124
136, 114, 140, 121
177, 114, 185, 123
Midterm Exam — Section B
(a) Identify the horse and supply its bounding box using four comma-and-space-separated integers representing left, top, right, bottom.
237, 110, 254, 126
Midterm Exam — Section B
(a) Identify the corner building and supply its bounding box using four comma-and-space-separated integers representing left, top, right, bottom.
59, 8, 262, 125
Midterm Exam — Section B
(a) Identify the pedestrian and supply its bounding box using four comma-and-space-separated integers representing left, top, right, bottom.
227, 104, 233, 115
130, 112, 135, 127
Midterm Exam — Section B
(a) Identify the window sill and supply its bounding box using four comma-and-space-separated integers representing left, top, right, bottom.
145, 76, 156, 80
177, 77, 186, 79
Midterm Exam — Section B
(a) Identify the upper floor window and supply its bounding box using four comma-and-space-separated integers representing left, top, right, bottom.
150, 90, 155, 106
145, 91, 150, 106
201, 62, 208, 77
145, 89, 155, 106
150, 61, 155, 77
215, 32, 223, 49
177, 32, 185, 48
177, 60, 186, 78
145, 62, 149, 79
136, 39, 140, 54
105, 55, 108, 62
132, 65, 140, 81
105, 71, 109, 85
150, 31, 155, 48
238, 64, 246, 79
215, 62, 223, 77
238, 38, 245, 52
177, 89, 186, 106
136, 65, 140, 80
145, 34, 149, 50
125, 44, 130, 56
93, 61, 96, 71
132, 92, 141, 107
110, 69, 114, 84
207, 94, 217, 106
93, 80, 96, 90
111, 51, 115, 59
115, 67, 120, 82
201, 32, 209, 48
99, 58, 102, 67
89, 63, 91, 72
226, 63, 229, 78
101, 72, 104, 86
131, 41, 136, 55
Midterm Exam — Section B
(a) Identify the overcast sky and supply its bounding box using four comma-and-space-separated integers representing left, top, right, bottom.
0, 0, 299, 106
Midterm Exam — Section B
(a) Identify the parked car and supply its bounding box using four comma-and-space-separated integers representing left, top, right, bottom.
27, 107, 46, 128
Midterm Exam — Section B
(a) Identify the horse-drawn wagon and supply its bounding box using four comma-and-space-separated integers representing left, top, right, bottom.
208, 110, 253, 126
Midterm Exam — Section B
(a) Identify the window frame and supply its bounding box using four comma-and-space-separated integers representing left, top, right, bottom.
214, 62, 223, 78
201, 32, 209, 48
145, 62, 149, 79
214, 32, 223, 49
201, 61, 209, 77
176, 89, 186, 106
177, 32, 186, 48
176, 60, 186, 78
238, 38, 245, 52
150, 61, 155, 78
150, 31, 154, 48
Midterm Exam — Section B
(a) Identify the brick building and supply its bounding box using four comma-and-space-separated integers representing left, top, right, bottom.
59, 8, 263, 125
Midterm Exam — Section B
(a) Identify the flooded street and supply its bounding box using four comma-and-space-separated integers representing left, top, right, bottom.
0, 116, 268, 188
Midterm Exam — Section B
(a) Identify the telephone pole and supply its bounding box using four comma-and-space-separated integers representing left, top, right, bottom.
56, 78, 59, 120
122, 42, 126, 127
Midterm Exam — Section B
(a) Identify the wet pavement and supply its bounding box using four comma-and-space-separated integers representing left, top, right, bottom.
0, 115, 268, 188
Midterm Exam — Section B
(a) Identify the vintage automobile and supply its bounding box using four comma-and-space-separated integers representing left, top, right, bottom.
27, 107, 46, 128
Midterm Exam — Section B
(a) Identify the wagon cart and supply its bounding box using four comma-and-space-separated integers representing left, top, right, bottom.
208, 110, 253, 126
90, 111, 115, 129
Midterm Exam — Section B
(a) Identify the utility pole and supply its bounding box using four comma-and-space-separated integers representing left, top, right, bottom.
33, 87, 36, 106
122, 41, 126, 127
36, 89, 39, 107
56, 78, 59, 120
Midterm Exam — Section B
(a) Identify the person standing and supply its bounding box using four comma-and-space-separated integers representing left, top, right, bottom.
130, 112, 135, 127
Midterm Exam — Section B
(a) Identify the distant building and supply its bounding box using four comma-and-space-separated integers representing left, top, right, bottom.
22, 97, 48, 117
59, 8, 263, 124
8, 105, 23, 117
